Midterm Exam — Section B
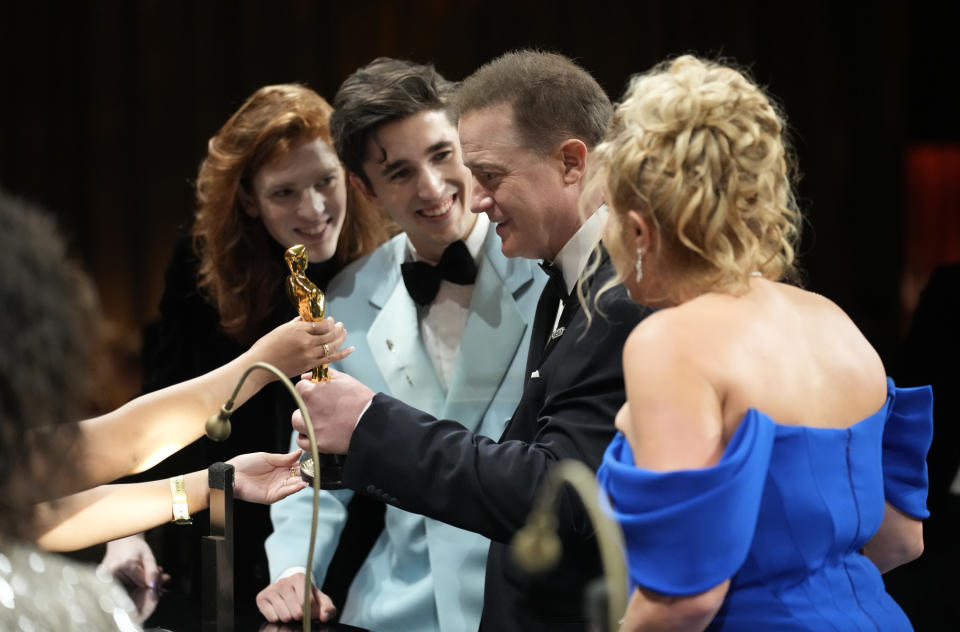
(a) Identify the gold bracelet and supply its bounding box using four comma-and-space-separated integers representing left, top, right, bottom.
169, 475, 192, 525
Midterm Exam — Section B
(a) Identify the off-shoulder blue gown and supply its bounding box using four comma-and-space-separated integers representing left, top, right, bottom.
597, 378, 933, 630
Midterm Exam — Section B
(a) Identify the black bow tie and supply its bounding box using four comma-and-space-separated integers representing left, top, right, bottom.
401, 240, 478, 306
539, 261, 569, 302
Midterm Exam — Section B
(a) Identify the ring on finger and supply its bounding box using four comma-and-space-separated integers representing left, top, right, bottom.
322, 343, 330, 356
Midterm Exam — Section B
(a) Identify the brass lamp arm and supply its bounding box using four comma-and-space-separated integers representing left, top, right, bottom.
513, 459, 627, 631
207, 361, 322, 632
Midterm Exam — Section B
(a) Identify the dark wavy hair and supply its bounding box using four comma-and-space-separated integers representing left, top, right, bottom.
0, 189, 94, 542
330, 57, 457, 191
193, 84, 391, 342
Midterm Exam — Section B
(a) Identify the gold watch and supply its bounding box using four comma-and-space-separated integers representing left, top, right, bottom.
169, 475, 192, 525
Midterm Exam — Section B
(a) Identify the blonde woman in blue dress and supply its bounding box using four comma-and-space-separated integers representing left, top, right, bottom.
593, 56, 931, 630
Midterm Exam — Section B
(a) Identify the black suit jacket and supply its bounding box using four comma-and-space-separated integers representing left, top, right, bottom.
343, 252, 651, 631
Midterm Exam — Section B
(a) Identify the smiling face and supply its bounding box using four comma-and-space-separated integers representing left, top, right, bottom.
246, 137, 347, 263
355, 109, 475, 262
459, 103, 581, 262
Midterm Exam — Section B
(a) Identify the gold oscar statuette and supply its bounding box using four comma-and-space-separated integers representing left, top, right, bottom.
285, 244, 328, 382
283, 243, 346, 491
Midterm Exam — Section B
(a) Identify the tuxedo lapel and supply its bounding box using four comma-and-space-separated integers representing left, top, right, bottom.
539, 295, 579, 364
442, 250, 528, 433
527, 246, 609, 373
525, 281, 561, 381
366, 279, 446, 415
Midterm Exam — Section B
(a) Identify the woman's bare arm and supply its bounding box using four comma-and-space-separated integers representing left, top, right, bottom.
35, 451, 307, 551
862, 502, 924, 573
40, 317, 347, 500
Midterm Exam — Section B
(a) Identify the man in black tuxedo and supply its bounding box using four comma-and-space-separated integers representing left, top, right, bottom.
291, 50, 652, 631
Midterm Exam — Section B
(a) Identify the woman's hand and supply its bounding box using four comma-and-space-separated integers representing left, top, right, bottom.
98, 533, 168, 590
248, 317, 354, 379
228, 450, 308, 504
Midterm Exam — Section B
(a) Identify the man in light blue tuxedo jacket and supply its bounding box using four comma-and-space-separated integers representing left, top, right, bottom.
276, 51, 651, 632
260, 58, 545, 632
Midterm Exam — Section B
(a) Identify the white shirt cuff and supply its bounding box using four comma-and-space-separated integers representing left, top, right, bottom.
355, 399, 372, 429
278, 566, 311, 582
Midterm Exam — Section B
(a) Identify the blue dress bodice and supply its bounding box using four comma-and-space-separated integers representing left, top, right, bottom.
598, 378, 933, 630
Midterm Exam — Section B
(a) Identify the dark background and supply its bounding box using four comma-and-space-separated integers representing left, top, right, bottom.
2, 1, 959, 629
2, 0, 958, 369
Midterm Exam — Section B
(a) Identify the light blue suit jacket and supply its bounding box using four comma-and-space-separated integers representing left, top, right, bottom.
266, 227, 544, 632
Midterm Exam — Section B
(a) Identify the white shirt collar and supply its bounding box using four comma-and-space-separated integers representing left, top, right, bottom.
406, 213, 489, 264
550, 205, 608, 296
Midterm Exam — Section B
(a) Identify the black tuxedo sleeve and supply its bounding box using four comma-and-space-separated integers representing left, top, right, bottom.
343, 284, 649, 544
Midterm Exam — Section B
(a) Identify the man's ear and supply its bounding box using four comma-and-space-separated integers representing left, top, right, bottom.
558, 139, 588, 184
349, 173, 377, 204
238, 186, 258, 218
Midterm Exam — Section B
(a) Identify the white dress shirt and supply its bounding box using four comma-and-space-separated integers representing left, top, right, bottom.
280, 214, 491, 583
408, 212, 489, 390
546, 205, 608, 333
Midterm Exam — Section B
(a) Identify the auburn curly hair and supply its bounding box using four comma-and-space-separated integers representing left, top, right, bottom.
193, 84, 389, 342
587, 55, 802, 302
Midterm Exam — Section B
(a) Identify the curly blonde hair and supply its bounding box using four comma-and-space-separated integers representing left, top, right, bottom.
586, 55, 801, 301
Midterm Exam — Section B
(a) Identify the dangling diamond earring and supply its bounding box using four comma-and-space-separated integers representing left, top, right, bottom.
635, 247, 644, 282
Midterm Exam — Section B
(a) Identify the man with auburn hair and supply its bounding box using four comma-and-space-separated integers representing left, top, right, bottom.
259, 57, 545, 632
288, 50, 651, 631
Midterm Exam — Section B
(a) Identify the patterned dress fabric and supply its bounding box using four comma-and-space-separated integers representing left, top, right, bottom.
0, 542, 140, 631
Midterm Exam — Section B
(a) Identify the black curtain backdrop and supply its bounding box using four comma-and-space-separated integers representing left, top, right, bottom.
1, 0, 957, 370
3, 1, 960, 628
